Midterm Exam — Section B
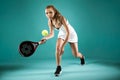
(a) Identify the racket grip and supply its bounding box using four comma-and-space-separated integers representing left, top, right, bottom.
38, 39, 47, 45
38, 41, 42, 44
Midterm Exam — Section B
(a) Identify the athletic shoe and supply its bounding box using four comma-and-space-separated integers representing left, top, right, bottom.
54, 66, 62, 76
80, 56, 85, 65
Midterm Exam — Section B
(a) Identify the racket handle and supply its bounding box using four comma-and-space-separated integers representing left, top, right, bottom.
38, 39, 47, 45
38, 41, 42, 44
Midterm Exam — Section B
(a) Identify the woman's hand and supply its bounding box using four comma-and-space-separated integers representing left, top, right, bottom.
38, 38, 47, 44
60, 45, 64, 55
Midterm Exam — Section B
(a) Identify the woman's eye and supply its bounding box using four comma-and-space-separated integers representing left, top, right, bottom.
46, 12, 48, 14
49, 12, 52, 14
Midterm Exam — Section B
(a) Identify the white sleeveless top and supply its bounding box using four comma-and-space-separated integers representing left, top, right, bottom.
57, 20, 78, 42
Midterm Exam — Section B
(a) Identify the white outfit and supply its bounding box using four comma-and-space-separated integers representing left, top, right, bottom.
57, 20, 78, 43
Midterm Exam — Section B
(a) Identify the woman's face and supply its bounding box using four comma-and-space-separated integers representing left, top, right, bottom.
45, 8, 55, 19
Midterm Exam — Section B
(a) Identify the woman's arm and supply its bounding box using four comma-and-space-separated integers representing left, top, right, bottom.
39, 19, 54, 44
61, 17, 70, 47
43, 19, 54, 40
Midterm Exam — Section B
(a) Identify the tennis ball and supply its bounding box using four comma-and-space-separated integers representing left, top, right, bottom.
41, 30, 48, 36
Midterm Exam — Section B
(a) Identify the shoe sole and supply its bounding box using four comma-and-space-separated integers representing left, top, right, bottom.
54, 71, 62, 77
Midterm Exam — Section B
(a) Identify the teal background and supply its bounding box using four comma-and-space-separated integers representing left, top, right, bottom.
0, 0, 120, 62
0, 0, 120, 80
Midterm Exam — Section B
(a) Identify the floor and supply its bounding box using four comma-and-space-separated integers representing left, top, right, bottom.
0, 59, 120, 80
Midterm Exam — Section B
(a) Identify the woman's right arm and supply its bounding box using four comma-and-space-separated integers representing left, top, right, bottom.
39, 20, 54, 44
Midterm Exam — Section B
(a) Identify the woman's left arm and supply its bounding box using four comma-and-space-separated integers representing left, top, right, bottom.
61, 17, 70, 48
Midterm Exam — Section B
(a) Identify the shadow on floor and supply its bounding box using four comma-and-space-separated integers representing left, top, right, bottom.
0, 64, 26, 77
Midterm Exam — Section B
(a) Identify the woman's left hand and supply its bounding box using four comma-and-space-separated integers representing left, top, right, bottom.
60, 46, 64, 55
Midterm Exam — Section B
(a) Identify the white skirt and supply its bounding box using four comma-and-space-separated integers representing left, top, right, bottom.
58, 24, 78, 43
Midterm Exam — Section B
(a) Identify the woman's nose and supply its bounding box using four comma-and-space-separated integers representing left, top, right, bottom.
47, 14, 51, 16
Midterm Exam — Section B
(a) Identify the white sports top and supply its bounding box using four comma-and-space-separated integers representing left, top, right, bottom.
56, 20, 78, 42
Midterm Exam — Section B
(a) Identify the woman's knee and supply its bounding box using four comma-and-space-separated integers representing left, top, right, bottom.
61, 49, 64, 54
56, 46, 64, 55
60, 49, 64, 55
56, 46, 61, 54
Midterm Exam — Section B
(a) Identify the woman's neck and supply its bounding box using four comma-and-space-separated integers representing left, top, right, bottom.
49, 20, 60, 30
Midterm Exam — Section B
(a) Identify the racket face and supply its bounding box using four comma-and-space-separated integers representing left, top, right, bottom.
19, 41, 35, 57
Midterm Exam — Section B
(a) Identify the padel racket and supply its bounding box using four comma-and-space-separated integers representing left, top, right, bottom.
19, 40, 45, 57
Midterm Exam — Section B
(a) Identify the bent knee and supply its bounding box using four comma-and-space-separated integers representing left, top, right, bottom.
60, 49, 64, 55
56, 46, 61, 53
61, 49, 64, 54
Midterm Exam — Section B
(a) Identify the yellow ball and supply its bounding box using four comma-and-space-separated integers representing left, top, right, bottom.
41, 30, 48, 36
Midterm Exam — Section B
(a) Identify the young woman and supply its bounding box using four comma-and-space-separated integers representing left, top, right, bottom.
40, 5, 85, 76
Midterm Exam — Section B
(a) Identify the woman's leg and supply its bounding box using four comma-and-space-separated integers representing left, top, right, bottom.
69, 42, 85, 65
54, 38, 64, 76
55, 38, 64, 66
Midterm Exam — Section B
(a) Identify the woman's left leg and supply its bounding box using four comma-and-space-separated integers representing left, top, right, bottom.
69, 42, 85, 65
54, 38, 64, 76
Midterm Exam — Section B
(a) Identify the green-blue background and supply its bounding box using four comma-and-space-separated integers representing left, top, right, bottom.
0, 0, 120, 62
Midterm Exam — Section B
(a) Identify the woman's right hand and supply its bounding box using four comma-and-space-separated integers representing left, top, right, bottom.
39, 38, 47, 44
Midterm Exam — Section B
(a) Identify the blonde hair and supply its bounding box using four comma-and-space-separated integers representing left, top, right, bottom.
46, 5, 63, 25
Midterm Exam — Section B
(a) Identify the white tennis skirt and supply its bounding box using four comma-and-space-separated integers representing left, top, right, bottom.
58, 25, 78, 43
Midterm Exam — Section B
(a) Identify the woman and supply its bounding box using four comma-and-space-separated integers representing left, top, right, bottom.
40, 5, 85, 76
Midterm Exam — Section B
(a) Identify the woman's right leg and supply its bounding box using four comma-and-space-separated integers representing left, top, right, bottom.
69, 42, 85, 65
